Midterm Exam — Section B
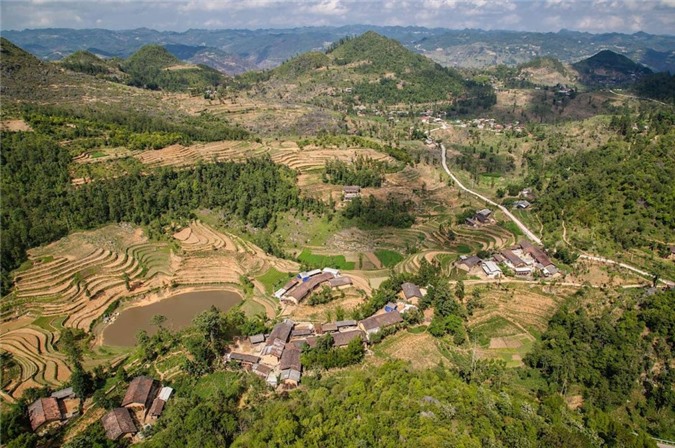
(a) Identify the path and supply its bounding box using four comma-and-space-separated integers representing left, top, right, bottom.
440, 143, 542, 244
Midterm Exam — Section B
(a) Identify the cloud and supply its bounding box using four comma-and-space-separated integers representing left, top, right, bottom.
0, 0, 673, 34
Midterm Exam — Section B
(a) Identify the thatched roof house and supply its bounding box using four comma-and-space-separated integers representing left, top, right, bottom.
28, 397, 62, 432
101, 408, 137, 440
121, 376, 159, 410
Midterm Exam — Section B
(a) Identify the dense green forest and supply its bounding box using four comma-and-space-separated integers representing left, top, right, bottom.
527, 288, 675, 440
535, 110, 675, 250
0, 130, 317, 295
342, 195, 415, 228
322, 155, 394, 187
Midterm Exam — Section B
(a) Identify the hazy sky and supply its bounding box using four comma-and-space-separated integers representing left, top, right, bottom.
2, 0, 674, 35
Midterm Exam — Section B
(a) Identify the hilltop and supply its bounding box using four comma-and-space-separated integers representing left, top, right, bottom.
572, 50, 653, 86
239, 31, 477, 108
59, 50, 128, 82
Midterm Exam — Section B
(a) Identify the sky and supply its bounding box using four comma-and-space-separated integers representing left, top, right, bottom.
2, 0, 674, 35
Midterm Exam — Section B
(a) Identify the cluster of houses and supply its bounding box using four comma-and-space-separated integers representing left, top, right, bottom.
226, 282, 424, 388
457, 240, 558, 278
28, 387, 79, 434
274, 268, 354, 305
100, 376, 173, 441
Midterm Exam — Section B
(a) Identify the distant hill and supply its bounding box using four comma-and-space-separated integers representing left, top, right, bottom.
122, 44, 227, 91
572, 50, 653, 86
58, 50, 128, 82
248, 31, 474, 107
515, 56, 576, 86
5, 27, 675, 74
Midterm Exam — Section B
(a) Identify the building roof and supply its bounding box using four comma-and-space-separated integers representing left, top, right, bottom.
28, 397, 62, 431
328, 276, 353, 288
501, 249, 525, 267
148, 398, 165, 418
101, 408, 137, 440
332, 330, 365, 347
493, 253, 506, 263
280, 369, 301, 382
51, 387, 75, 400
291, 327, 313, 337
322, 267, 340, 276
401, 282, 423, 300
250, 334, 265, 344
482, 261, 502, 275
321, 322, 338, 333
279, 345, 302, 372
476, 209, 492, 217
359, 311, 403, 332
287, 272, 335, 302
263, 338, 286, 358
520, 240, 553, 267
158, 387, 173, 401
282, 277, 300, 291
121, 376, 158, 409
252, 363, 273, 378
228, 352, 261, 364
514, 200, 531, 208
458, 255, 481, 268
264, 320, 294, 348
336, 320, 357, 328
343, 186, 361, 194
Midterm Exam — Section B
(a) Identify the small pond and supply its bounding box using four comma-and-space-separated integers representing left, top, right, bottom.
102, 290, 241, 346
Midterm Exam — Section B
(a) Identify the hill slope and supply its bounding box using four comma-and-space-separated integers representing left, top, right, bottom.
572, 50, 653, 86
242, 31, 474, 107
122, 44, 227, 91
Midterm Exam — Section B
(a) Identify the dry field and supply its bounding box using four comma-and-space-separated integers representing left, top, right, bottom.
0, 220, 298, 401
374, 331, 446, 370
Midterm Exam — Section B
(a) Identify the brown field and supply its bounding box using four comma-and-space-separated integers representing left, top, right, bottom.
375, 331, 445, 370
0, 119, 32, 132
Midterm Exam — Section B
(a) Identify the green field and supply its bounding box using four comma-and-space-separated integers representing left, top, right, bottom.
256, 267, 292, 294
455, 244, 472, 254
374, 249, 404, 268
500, 221, 523, 237
298, 249, 355, 270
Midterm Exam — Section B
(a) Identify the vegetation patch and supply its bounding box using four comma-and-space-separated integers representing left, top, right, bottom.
374, 249, 404, 268
298, 249, 355, 270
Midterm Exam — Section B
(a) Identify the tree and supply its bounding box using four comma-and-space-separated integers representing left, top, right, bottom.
455, 280, 465, 300
151, 314, 167, 330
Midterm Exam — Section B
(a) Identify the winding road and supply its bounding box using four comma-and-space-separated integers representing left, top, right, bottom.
440, 143, 542, 245
439, 142, 674, 287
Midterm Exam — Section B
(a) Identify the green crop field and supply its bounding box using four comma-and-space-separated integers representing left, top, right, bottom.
374, 249, 404, 268
298, 249, 355, 270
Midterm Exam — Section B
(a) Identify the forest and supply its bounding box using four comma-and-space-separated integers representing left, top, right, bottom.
0, 130, 318, 295
342, 195, 415, 229
322, 155, 394, 187
535, 109, 675, 250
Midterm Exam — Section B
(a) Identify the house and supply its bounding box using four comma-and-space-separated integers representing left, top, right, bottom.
335, 320, 357, 330
51, 387, 75, 400
321, 322, 338, 333
158, 386, 173, 401
148, 398, 165, 420
121, 376, 160, 412
476, 209, 492, 223
285, 272, 335, 304
358, 311, 403, 340
457, 255, 481, 271
28, 397, 62, 432
298, 269, 322, 281
519, 240, 556, 272
249, 334, 265, 345
332, 330, 365, 347
384, 302, 398, 312
343, 185, 361, 201
252, 363, 273, 380
329, 276, 353, 288
514, 200, 531, 209
226, 352, 261, 366
274, 288, 286, 299
515, 266, 533, 276
401, 282, 423, 301
481, 261, 502, 278
262, 320, 294, 357
322, 267, 340, 276
279, 345, 302, 385
101, 408, 137, 440
500, 250, 526, 268
291, 327, 314, 337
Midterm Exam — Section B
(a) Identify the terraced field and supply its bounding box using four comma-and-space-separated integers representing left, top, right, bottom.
1, 221, 298, 401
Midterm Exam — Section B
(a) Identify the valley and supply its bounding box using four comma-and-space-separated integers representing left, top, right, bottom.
0, 28, 674, 448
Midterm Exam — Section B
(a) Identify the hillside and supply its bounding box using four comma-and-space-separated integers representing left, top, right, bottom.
241, 31, 476, 108
122, 44, 227, 91
59, 50, 128, 82
572, 50, 653, 86
516, 56, 576, 86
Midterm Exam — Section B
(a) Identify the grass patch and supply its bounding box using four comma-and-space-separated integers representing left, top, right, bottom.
192, 371, 243, 400
298, 249, 355, 270
239, 298, 267, 317
455, 244, 472, 254
407, 325, 427, 334
256, 267, 292, 294
470, 316, 522, 346
374, 249, 404, 268
500, 221, 523, 237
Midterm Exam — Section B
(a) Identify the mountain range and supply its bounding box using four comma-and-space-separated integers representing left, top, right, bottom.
4, 26, 675, 75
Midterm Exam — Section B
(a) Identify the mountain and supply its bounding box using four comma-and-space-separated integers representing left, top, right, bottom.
4, 27, 675, 74
122, 44, 227, 91
572, 50, 653, 86
58, 50, 128, 82
246, 31, 470, 107
515, 56, 576, 86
